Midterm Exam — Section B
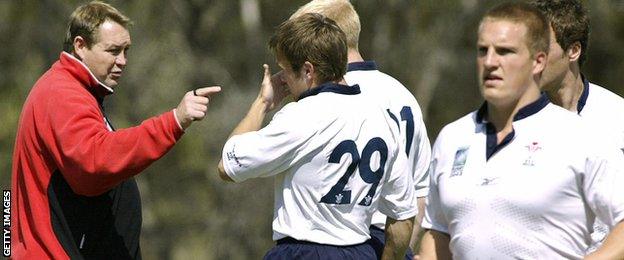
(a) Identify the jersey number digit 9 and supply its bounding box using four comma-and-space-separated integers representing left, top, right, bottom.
320, 137, 388, 206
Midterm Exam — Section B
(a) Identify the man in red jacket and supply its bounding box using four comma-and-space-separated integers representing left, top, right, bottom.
10, 1, 220, 259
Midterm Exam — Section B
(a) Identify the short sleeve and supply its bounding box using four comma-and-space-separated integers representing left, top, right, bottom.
412, 118, 432, 197
421, 134, 451, 234
221, 104, 317, 183
377, 151, 418, 221
583, 139, 624, 227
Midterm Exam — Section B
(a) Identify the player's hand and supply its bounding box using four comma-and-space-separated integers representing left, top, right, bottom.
175, 86, 222, 129
258, 64, 289, 112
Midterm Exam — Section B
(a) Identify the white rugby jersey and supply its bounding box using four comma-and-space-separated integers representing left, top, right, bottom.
578, 80, 624, 149
345, 61, 431, 229
221, 82, 417, 246
422, 95, 624, 259
576, 78, 624, 252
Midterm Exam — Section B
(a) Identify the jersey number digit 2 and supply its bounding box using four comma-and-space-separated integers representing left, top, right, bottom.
387, 106, 414, 155
320, 137, 388, 206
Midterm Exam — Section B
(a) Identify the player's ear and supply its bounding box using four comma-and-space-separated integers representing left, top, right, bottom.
533, 51, 547, 75
567, 41, 581, 63
302, 61, 315, 85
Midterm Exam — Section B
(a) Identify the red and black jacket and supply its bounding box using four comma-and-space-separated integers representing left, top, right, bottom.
11, 52, 184, 259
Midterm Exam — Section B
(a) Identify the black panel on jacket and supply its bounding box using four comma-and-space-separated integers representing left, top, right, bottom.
49, 170, 143, 259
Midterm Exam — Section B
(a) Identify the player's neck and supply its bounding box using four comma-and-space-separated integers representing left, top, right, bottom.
546, 66, 584, 112
337, 78, 347, 85
487, 88, 541, 143
347, 49, 364, 63
312, 78, 347, 88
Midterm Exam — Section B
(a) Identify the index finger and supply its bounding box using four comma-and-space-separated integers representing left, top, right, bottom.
263, 64, 272, 80
194, 86, 222, 97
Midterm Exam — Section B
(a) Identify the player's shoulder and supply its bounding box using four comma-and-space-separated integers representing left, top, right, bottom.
283, 88, 378, 126
371, 71, 415, 97
570, 83, 624, 133
433, 111, 478, 149
542, 102, 581, 119
270, 99, 327, 133
348, 69, 424, 113
439, 111, 477, 135
347, 68, 413, 96
587, 83, 624, 110
536, 103, 588, 131
540, 104, 602, 146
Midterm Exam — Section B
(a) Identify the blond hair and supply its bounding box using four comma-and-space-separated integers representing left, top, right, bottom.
481, 2, 550, 56
290, 0, 360, 50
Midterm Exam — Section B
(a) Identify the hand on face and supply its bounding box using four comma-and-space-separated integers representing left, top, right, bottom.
175, 86, 222, 129
259, 64, 290, 112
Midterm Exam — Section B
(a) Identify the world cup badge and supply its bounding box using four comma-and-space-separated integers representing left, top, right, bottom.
450, 147, 469, 177
523, 141, 541, 166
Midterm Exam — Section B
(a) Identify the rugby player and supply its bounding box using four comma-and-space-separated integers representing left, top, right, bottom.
218, 13, 417, 260
419, 2, 624, 259
289, 1, 432, 258
529, 0, 624, 252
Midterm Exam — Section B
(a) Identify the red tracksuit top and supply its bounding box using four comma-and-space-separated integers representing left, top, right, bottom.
11, 52, 184, 259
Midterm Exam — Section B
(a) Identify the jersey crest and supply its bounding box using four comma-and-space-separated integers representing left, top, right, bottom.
450, 147, 469, 177
523, 142, 542, 166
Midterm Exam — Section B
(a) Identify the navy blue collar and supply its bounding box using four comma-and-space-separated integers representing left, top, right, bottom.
577, 74, 590, 114
476, 93, 550, 124
347, 61, 378, 72
298, 82, 361, 100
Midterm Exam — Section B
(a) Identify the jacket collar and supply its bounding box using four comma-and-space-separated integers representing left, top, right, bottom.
59, 52, 114, 99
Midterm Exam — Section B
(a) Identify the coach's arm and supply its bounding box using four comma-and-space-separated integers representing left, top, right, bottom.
585, 220, 624, 260
418, 229, 452, 260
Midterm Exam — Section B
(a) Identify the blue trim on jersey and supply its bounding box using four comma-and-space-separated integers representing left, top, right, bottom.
577, 75, 590, 114
476, 94, 549, 160
485, 127, 515, 160
298, 82, 361, 100
347, 61, 378, 72
513, 93, 550, 121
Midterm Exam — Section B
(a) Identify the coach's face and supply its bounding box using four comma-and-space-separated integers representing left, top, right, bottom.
477, 19, 544, 107
74, 20, 131, 88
